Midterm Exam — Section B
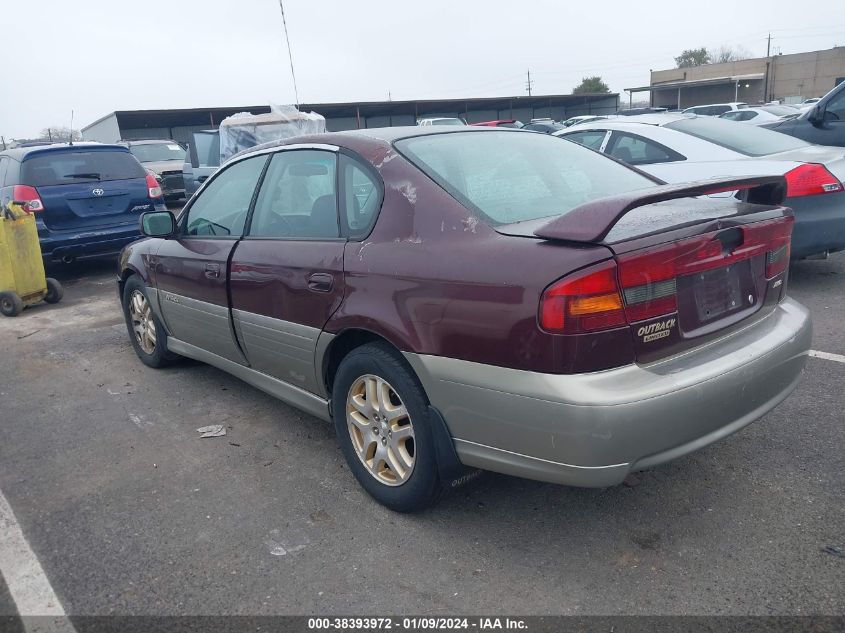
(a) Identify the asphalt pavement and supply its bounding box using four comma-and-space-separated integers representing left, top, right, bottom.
0, 255, 843, 617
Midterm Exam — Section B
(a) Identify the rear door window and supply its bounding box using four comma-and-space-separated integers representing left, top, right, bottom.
606, 132, 685, 165
340, 155, 382, 238
21, 150, 146, 186
248, 150, 339, 239
563, 130, 609, 151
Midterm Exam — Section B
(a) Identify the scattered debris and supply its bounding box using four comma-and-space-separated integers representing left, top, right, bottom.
16, 330, 40, 340
197, 425, 226, 438
229, 442, 241, 447
821, 546, 845, 559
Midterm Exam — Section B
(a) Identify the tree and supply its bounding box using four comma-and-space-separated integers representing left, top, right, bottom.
675, 47, 710, 68
709, 45, 751, 64
39, 126, 81, 142
572, 76, 610, 94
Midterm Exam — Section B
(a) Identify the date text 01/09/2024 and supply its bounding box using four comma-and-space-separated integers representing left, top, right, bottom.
306, 617, 528, 630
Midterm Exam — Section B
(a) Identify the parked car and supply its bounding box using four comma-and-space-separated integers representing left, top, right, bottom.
761, 81, 845, 147
119, 127, 810, 511
182, 130, 220, 198
617, 107, 668, 116
0, 142, 165, 264
469, 120, 524, 128
522, 120, 564, 133
556, 114, 845, 258
718, 105, 801, 125
562, 115, 606, 127
682, 102, 748, 116
120, 139, 187, 201
417, 117, 466, 126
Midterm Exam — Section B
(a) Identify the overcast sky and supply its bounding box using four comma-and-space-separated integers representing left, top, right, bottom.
1, 0, 843, 139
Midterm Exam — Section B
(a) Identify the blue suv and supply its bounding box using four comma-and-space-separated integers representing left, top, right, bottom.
0, 143, 167, 263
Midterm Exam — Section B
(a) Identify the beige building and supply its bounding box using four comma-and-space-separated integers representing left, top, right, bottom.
627, 47, 845, 109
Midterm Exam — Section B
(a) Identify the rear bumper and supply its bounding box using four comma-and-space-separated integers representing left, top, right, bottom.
789, 193, 845, 258
38, 224, 144, 262
404, 298, 811, 487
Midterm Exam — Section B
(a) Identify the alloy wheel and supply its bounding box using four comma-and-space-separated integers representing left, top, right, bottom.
346, 374, 415, 486
129, 290, 157, 354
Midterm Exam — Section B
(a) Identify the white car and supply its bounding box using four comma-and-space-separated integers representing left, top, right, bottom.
417, 117, 466, 126
682, 102, 747, 116
719, 105, 801, 125
562, 115, 607, 127
554, 114, 845, 259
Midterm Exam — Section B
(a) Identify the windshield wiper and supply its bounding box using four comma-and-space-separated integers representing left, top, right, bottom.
64, 172, 101, 179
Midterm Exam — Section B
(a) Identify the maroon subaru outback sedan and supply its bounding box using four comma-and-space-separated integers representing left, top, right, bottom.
118, 127, 811, 511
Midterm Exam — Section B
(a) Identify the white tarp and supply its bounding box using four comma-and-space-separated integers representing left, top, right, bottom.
218, 104, 326, 163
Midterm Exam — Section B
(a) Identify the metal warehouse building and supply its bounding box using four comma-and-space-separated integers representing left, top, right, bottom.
626, 46, 845, 110
80, 93, 619, 146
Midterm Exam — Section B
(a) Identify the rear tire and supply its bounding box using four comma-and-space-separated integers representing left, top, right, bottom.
44, 278, 63, 304
122, 275, 178, 368
331, 342, 443, 512
0, 292, 23, 317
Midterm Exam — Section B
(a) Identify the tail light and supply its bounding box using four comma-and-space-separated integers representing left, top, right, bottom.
539, 261, 626, 334
11, 185, 44, 213
146, 173, 163, 199
540, 216, 794, 334
784, 164, 842, 197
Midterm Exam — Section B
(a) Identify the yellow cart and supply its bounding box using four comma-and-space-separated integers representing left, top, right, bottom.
0, 203, 63, 317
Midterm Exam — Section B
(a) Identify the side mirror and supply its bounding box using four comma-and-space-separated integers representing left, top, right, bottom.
807, 104, 824, 126
140, 210, 176, 237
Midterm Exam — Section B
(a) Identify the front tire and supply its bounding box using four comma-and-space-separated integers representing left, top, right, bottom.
122, 276, 178, 368
332, 342, 442, 512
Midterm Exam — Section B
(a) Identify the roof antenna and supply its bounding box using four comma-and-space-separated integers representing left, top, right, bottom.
68, 109, 74, 146
277, 0, 300, 107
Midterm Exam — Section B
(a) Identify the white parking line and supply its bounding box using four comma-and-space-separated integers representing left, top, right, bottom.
810, 350, 845, 364
0, 487, 75, 630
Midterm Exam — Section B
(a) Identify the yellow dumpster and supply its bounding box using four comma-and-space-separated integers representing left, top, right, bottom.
0, 203, 63, 317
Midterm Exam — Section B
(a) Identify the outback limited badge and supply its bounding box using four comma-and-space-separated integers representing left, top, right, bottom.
638, 318, 676, 343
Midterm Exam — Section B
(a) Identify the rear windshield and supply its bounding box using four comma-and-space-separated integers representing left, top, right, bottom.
666, 117, 810, 156
128, 142, 187, 163
22, 150, 146, 186
395, 131, 654, 226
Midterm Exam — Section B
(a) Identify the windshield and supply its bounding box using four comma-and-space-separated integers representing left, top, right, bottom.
431, 118, 465, 126
21, 150, 146, 186
129, 142, 187, 163
395, 131, 654, 226
666, 116, 810, 156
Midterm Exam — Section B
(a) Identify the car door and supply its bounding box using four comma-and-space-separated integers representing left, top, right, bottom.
805, 86, 845, 146
154, 153, 269, 363
229, 147, 348, 394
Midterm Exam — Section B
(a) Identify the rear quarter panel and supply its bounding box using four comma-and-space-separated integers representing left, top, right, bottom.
325, 141, 628, 373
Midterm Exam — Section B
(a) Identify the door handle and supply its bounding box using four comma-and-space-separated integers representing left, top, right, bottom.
307, 273, 333, 292
205, 262, 220, 279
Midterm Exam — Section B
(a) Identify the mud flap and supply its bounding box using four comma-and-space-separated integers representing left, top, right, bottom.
427, 405, 482, 488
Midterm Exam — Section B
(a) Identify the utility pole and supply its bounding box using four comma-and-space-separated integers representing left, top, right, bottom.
767, 33, 771, 57
525, 69, 533, 96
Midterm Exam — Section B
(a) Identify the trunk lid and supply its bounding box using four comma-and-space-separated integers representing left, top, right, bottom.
501, 176, 794, 364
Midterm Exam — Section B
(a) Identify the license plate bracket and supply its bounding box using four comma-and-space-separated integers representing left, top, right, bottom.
693, 262, 750, 323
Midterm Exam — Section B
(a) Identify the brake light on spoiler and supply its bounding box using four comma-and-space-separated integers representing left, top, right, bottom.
539, 216, 794, 334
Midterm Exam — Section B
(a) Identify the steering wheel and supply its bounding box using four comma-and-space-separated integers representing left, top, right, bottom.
261, 212, 297, 237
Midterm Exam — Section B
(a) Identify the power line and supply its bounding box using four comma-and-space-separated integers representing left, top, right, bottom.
277, 0, 300, 106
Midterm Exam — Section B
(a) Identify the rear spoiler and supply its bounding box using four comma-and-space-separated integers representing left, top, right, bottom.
534, 175, 787, 243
